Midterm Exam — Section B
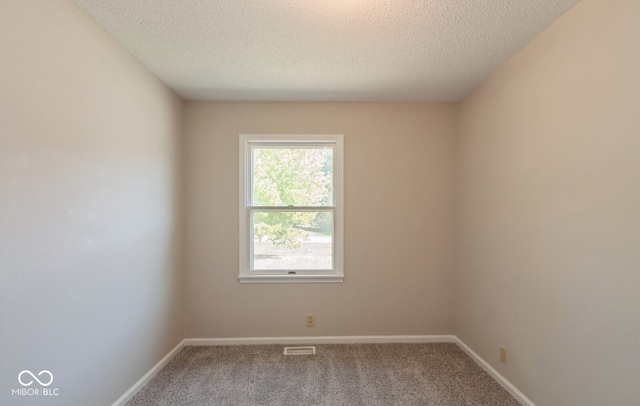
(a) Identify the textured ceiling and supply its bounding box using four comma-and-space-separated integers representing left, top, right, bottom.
70, 0, 580, 102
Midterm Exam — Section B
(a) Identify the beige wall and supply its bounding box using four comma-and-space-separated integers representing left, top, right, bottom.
0, 1, 184, 405
184, 102, 455, 338
455, 0, 640, 405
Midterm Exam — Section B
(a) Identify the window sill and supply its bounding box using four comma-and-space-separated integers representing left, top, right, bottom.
238, 274, 344, 284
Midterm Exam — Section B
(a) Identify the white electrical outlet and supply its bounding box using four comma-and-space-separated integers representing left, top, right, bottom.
306, 314, 315, 327
499, 346, 508, 364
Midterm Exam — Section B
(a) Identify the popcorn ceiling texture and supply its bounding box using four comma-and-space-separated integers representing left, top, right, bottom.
71, 0, 579, 102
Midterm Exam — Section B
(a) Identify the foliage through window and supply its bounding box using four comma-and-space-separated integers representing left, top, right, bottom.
239, 135, 344, 283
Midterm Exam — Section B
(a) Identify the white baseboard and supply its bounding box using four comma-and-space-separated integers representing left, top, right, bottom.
454, 337, 536, 406
184, 334, 456, 346
111, 339, 186, 406
113, 335, 534, 406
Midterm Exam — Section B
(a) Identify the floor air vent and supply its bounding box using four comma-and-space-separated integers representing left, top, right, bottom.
284, 346, 316, 355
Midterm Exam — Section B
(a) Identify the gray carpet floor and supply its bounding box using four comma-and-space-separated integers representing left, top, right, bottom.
126, 343, 520, 405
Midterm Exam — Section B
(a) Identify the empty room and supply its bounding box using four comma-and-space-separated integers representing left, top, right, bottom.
1, 0, 638, 405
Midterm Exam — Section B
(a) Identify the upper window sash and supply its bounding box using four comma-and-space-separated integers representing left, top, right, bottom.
245, 138, 338, 208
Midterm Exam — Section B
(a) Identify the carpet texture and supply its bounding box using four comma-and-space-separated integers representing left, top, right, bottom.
126, 343, 520, 405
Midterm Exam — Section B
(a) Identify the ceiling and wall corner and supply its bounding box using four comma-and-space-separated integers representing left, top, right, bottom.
69, 0, 580, 102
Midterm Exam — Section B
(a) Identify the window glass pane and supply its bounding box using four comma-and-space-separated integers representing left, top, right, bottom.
252, 146, 333, 206
252, 211, 333, 270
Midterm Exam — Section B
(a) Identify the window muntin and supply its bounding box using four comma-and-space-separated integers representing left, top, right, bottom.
239, 135, 343, 283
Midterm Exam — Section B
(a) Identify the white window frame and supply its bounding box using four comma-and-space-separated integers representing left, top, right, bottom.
239, 134, 344, 284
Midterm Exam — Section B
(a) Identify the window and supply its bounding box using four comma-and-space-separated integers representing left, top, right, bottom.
239, 134, 344, 283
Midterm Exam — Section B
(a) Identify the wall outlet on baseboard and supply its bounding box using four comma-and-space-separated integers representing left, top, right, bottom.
306, 314, 315, 327
499, 346, 508, 364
